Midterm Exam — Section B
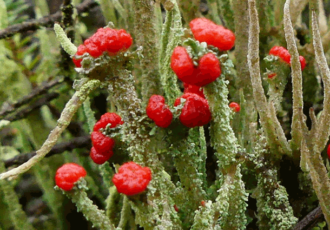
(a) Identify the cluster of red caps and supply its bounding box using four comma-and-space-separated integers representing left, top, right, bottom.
146, 92, 212, 129
55, 112, 152, 195
170, 18, 235, 87
55, 161, 152, 196
146, 18, 240, 128
146, 18, 236, 129
268, 46, 306, 79
72, 27, 133, 67
57, 26, 154, 196
90, 113, 124, 164
146, 95, 173, 128
112, 162, 152, 196
171, 46, 221, 87
55, 163, 87, 191
190, 18, 235, 51
56, 20, 240, 196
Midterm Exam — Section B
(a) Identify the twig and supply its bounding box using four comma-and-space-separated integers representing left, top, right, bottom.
300, 11, 330, 227
293, 206, 323, 230
61, 0, 74, 32
4, 135, 90, 168
0, 0, 98, 39
0, 79, 100, 180
47, 104, 85, 137
0, 77, 64, 118
60, 0, 75, 73
311, 10, 330, 154
3, 92, 59, 122
290, 0, 308, 26
268, 102, 291, 154
283, 0, 305, 152
318, 0, 327, 35
309, 108, 318, 140
298, 108, 330, 227
247, 0, 288, 156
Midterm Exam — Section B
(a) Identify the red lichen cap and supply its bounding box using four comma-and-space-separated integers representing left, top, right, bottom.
174, 93, 211, 128
55, 163, 87, 191
190, 18, 235, 51
171, 46, 221, 86
93, 112, 124, 132
84, 37, 104, 58
90, 147, 113, 165
268, 73, 277, 79
171, 46, 195, 81
117, 29, 133, 50
299, 56, 306, 70
194, 53, 221, 86
72, 28, 133, 66
269, 46, 307, 71
183, 83, 205, 98
112, 162, 152, 196
201, 200, 206, 207
269, 46, 291, 65
229, 102, 240, 112
91, 131, 115, 154
146, 95, 173, 128
72, 44, 87, 68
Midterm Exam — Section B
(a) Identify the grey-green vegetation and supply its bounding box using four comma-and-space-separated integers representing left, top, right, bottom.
1, 0, 330, 229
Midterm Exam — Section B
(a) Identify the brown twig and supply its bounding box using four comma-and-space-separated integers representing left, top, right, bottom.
4, 135, 90, 168
293, 206, 323, 230
60, 0, 75, 74
3, 92, 60, 122
0, 80, 100, 180
0, 0, 98, 40
47, 104, 85, 137
0, 77, 64, 118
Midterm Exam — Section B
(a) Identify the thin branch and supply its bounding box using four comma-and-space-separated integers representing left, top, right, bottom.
306, 27, 330, 54
311, 10, 330, 154
293, 206, 323, 230
317, 0, 327, 35
0, 0, 98, 40
309, 108, 318, 139
298, 107, 330, 227
0, 77, 64, 118
247, 0, 288, 156
59, 0, 75, 73
283, 0, 305, 151
290, 0, 308, 25
0, 79, 100, 180
4, 135, 90, 168
269, 102, 291, 154
3, 92, 59, 122
47, 104, 85, 137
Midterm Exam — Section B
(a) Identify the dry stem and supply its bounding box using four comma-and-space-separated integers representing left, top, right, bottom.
0, 80, 100, 180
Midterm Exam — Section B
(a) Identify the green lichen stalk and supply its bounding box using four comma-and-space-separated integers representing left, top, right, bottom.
133, 0, 162, 101
204, 76, 248, 229
63, 180, 115, 230
108, 68, 181, 228
0, 161, 35, 230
